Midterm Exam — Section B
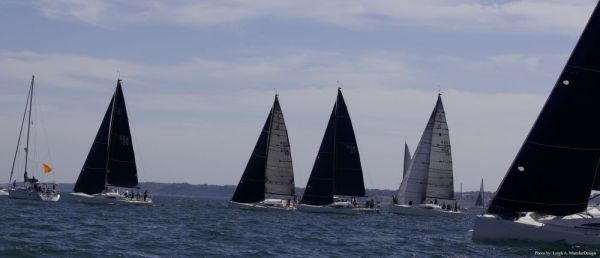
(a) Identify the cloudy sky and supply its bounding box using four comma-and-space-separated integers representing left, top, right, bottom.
0, 0, 595, 191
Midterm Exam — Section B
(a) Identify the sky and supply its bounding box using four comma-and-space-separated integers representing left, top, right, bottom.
0, 0, 596, 191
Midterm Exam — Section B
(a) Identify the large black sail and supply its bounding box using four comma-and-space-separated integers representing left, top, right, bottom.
333, 89, 366, 197
488, 3, 600, 216
302, 89, 365, 205
231, 104, 272, 203
74, 96, 114, 194
301, 105, 336, 205
106, 81, 138, 188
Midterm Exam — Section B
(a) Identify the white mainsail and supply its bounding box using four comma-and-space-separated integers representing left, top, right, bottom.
264, 97, 295, 196
425, 98, 454, 200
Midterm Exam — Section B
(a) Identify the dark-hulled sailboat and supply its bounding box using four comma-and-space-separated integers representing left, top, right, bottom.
297, 88, 377, 214
473, 2, 600, 245
72, 79, 151, 204
390, 94, 459, 215
229, 94, 296, 210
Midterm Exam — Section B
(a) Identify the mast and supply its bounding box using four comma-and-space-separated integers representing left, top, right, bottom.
23, 75, 34, 181
9, 76, 34, 185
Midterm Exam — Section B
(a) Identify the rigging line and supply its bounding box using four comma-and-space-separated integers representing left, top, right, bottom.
9, 76, 33, 185
526, 140, 600, 151
567, 64, 600, 74
24, 75, 34, 180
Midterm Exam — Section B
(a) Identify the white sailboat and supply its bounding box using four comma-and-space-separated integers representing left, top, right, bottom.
7, 75, 60, 202
473, 2, 600, 245
390, 94, 459, 216
298, 88, 378, 214
230, 94, 296, 211
71, 79, 151, 204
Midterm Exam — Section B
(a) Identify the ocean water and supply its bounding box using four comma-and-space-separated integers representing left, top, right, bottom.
0, 195, 598, 257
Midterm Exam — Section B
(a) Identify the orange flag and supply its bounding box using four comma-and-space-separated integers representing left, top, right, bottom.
43, 163, 53, 174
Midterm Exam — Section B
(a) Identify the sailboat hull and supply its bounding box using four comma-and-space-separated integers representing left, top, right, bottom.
389, 204, 460, 216
473, 214, 600, 245
297, 203, 379, 214
8, 188, 60, 202
0, 189, 8, 197
229, 200, 295, 211
71, 192, 152, 204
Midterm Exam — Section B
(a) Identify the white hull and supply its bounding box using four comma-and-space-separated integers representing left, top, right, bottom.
473, 213, 600, 245
389, 204, 460, 216
0, 189, 8, 197
72, 192, 152, 204
8, 188, 60, 202
297, 204, 379, 214
229, 201, 295, 211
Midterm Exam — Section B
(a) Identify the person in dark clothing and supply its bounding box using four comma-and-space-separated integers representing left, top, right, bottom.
143, 190, 148, 201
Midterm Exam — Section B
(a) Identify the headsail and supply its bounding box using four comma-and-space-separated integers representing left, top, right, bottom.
333, 89, 365, 197
396, 109, 434, 205
403, 143, 412, 178
474, 179, 485, 207
302, 89, 365, 205
488, 2, 600, 216
264, 96, 295, 196
106, 81, 138, 188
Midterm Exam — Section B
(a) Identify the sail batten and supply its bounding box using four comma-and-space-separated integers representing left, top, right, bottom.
488, 2, 600, 216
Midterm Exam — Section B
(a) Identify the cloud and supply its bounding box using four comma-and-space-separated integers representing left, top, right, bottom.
34, 0, 595, 35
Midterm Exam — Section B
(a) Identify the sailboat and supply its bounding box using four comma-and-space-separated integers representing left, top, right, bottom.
390, 94, 459, 215
71, 79, 151, 204
7, 75, 60, 202
471, 179, 485, 210
297, 88, 378, 214
473, 2, 600, 245
229, 94, 296, 211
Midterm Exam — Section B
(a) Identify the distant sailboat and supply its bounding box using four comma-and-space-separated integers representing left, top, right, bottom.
473, 2, 600, 245
472, 179, 485, 210
390, 94, 459, 215
298, 88, 378, 214
8, 75, 60, 202
229, 94, 296, 211
72, 79, 151, 204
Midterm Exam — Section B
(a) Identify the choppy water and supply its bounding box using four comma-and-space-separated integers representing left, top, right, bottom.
1, 195, 598, 257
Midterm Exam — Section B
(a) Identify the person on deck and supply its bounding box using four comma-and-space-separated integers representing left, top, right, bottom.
143, 190, 148, 201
